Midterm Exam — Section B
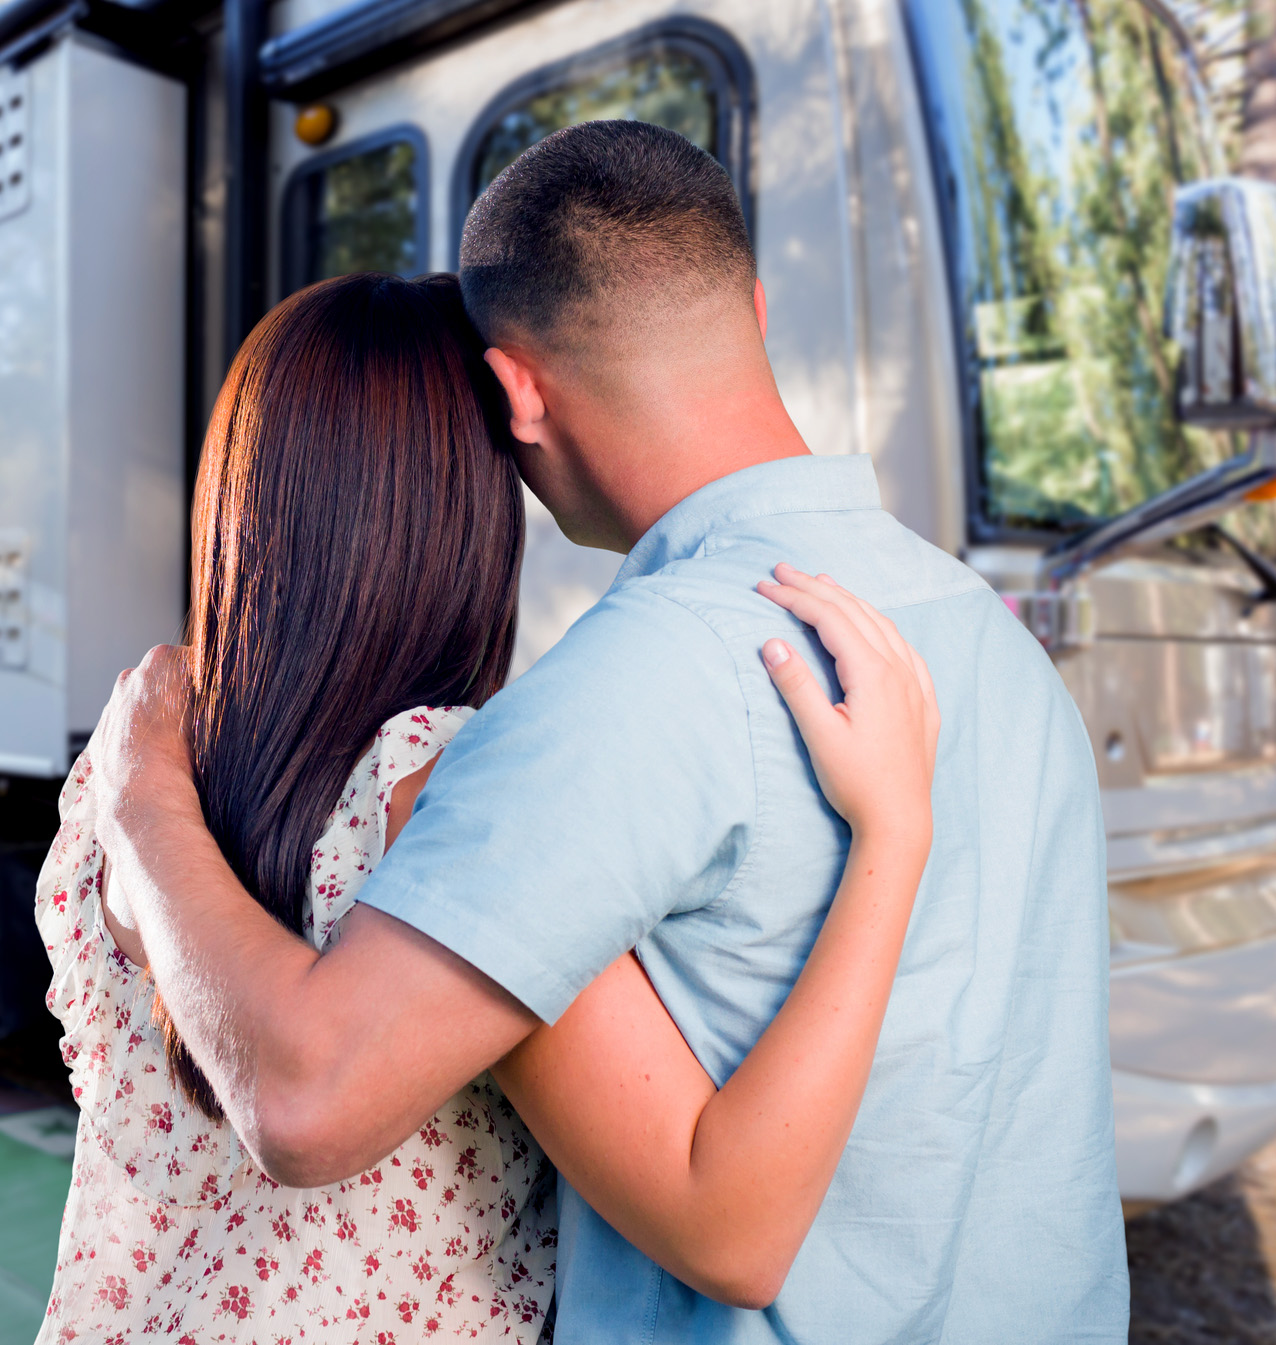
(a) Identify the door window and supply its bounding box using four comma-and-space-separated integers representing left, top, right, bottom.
455, 22, 751, 254
907, 0, 1240, 537
283, 128, 428, 293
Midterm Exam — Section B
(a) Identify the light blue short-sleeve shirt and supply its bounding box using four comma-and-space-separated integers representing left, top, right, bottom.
361, 454, 1129, 1343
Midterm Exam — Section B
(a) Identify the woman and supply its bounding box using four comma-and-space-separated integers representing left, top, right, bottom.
35, 272, 937, 1343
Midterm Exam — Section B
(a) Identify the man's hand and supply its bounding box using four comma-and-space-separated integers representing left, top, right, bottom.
93, 644, 200, 858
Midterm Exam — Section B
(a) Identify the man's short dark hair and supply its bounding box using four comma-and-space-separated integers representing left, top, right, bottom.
459, 120, 755, 346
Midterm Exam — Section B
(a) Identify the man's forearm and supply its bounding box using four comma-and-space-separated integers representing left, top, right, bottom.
103, 774, 324, 1167
100, 755, 539, 1187
88, 647, 540, 1185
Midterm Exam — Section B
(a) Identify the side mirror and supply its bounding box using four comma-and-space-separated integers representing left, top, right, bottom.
1166, 178, 1276, 429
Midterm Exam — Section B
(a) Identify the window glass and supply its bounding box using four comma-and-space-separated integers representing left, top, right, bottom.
908, 0, 1240, 534
293, 138, 422, 288
471, 47, 718, 199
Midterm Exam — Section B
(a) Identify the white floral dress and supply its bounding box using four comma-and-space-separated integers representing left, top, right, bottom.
34, 705, 556, 1344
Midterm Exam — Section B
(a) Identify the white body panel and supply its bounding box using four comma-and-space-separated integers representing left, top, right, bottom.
1113, 1068, 1276, 1200
1111, 938, 1276, 1086
0, 38, 186, 776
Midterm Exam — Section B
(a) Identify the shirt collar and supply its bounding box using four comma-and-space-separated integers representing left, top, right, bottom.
614, 453, 882, 585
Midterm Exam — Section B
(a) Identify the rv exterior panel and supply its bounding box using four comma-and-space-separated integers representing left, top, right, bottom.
0, 37, 186, 776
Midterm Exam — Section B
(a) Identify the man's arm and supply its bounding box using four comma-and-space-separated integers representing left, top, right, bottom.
97, 593, 752, 1186
93, 648, 537, 1187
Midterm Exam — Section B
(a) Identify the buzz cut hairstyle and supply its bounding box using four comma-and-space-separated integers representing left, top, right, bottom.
459, 120, 756, 346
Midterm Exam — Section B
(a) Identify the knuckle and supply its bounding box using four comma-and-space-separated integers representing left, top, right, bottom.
778, 660, 808, 688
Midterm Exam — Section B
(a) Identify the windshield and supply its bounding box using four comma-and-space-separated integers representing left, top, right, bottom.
906, 0, 1241, 535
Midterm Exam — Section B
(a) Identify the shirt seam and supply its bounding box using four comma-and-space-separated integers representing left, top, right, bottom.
699, 529, 992, 613
870, 577, 993, 612
696, 504, 881, 563
618, 498, 883, 586
642, 1264, 664, 1344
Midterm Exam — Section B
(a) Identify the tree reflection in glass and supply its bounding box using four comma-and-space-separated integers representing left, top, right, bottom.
306, 141, 420, 286
911, 0, 1245, 533
472, 49, 716, 197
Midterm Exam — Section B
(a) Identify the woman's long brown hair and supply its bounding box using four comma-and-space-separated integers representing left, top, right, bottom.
153, 273, 524, 1121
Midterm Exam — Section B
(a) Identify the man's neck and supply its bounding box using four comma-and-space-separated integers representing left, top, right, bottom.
537, 320, 815, 552
602, 390, 813, 550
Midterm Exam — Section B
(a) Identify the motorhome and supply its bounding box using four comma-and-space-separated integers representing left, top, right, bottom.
2, 0, 1276, 1208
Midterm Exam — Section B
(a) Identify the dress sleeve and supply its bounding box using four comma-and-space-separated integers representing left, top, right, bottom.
306, 705, 474, 949
355, 584, 756, 1024
35, 748, 251, 1206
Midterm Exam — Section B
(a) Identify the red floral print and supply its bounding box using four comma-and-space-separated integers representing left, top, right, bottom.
96, 1275, 130, 1311
390, 1198, 419, 1234
218, 1284, 251, 1319
34, 707, 554, 1344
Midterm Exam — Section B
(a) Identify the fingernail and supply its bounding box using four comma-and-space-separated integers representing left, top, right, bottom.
774, 561, 794, 577
762, 639, 791, 668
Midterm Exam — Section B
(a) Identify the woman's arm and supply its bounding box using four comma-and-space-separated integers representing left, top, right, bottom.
494, 566, 939, 1310
494, 841, 926, 1309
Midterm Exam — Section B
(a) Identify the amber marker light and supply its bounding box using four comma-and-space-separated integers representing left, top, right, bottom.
295, 105, 337, 146
1245, 478, 1276, 503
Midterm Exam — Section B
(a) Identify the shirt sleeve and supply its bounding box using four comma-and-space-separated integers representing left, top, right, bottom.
355, 581, 756, 1023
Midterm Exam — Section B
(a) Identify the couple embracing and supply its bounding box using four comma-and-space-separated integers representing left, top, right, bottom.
35, 121, 1128, 1343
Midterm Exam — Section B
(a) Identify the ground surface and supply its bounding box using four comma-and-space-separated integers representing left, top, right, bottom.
1128, 1141, 1276, 1342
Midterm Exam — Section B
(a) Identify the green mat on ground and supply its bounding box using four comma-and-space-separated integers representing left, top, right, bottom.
0, 1121, 72, 1345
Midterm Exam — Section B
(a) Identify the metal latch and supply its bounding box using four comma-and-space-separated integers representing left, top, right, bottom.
0, 529, 29, 670
1001, 587, 1094, 652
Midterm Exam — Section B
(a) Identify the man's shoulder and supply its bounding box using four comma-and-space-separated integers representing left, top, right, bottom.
484, 572, 747, 733
548, 571, 735, 657
622, 508, 992, 633
522, 507, 1008, 706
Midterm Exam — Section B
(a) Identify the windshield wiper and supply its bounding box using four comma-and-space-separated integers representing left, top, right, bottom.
1041, 433, 1276, 585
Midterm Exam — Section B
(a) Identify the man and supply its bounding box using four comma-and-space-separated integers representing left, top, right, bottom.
94, 122, 1127, 1340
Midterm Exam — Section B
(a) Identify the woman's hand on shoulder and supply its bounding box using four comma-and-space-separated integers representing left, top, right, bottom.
757, 564, 939, 851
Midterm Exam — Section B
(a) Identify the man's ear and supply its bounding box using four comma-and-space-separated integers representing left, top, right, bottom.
485, 347, 547, 445
753, 278, 768, 342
